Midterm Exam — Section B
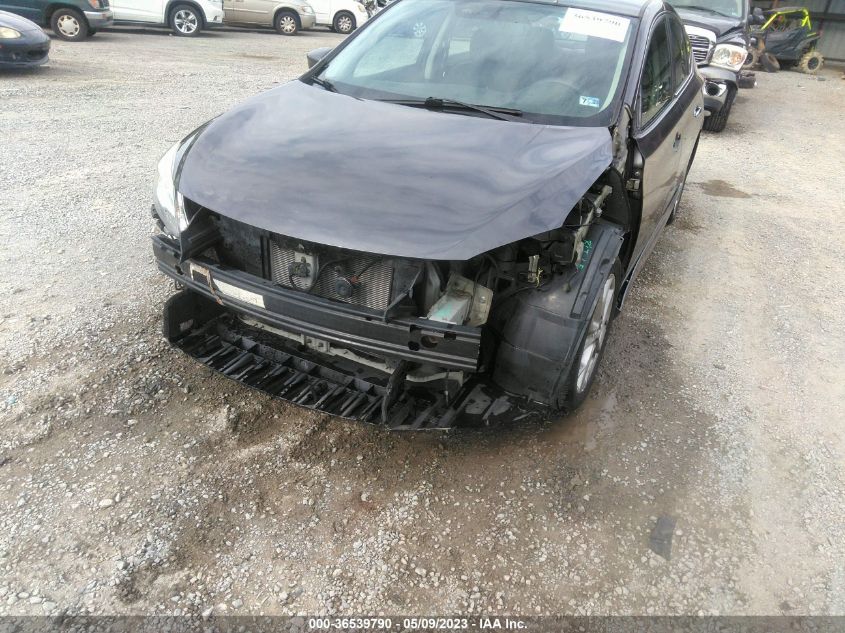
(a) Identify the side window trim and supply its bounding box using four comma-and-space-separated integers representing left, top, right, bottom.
670, 16, 693, 96
636, 14, 673, 133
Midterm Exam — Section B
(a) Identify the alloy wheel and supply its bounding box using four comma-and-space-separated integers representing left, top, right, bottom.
174, 9, 198, 34
576, 273, 616, 393
337, 15, 353, 33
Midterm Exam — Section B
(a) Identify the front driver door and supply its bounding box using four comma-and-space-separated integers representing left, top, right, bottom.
224, 0, 264, 24
630, 14, 685, 265
111, 0, 161, 22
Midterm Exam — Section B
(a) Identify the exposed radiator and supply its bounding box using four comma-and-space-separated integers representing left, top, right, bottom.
269, 238, 394, 311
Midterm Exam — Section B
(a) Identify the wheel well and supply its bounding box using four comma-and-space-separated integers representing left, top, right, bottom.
166, 0, 206, 27
596, 170, 637, 271
45, 3, 85, 22
274, 7, 301, 25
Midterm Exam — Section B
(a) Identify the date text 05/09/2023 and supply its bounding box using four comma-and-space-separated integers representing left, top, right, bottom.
307, 617, 528, 630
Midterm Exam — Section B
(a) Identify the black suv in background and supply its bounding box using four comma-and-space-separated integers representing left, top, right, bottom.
671, 0, 751, 132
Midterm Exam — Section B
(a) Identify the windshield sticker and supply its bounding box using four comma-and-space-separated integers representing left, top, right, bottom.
560, 8, 630, 42
579, 96, 601, 108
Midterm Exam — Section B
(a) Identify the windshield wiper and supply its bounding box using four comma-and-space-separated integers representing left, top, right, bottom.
310, 76, 337, 93
379, 97, 523, 121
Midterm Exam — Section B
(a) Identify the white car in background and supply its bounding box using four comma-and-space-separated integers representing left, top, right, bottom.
110, 0, 224, 35
309, 0, 367, 34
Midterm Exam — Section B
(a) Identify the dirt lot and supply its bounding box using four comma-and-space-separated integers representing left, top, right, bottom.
1, 29, 844, 617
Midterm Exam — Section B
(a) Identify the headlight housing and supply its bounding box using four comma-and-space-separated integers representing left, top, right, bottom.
153, 142, 188, 238
711, 44, 747, 71
0, 27, 22, 39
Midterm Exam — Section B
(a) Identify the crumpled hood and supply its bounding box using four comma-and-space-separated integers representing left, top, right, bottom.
676, 8, 746, 41
178, 81, 612, 260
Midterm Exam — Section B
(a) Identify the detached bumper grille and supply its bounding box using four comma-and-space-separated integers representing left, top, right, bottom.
688, 34, 712, 65
269, 238, 394, 311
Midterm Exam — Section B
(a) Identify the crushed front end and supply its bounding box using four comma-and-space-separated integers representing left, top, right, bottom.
152, 205, 536, 429
152, 186, 623, 430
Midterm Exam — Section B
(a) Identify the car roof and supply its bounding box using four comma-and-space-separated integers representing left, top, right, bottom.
514, 0, 660, 18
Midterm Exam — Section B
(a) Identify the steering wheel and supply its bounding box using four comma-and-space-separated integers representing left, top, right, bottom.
519, 78, 583, 111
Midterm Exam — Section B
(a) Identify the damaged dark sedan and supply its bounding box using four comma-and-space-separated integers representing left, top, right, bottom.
152, 0, 703, 429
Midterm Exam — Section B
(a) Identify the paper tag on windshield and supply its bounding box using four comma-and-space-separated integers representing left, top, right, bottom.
560, 8, 630, 42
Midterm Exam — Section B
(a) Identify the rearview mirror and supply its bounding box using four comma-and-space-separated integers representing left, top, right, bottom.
306, 47, 333, 69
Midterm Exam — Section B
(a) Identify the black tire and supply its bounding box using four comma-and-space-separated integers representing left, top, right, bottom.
332, 10, 355, 35
761, 52, 780, 73
169, 3, 203, 37
798, 49, 824, 74
554, 258, 622, 413
88, 28, 97, 35
702, 85, 736, 133
51, 8, 89, 41
274, 9, 300, 35
743, 47, 759, 70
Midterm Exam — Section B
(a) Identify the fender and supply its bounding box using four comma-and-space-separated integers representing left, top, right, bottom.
491, 220, 625, 406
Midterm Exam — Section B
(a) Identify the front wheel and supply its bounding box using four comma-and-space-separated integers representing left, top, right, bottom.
170, 4, 202, 36
51, 8, 89, 41
555, 258, 621, 412
332, 11, 355, 35
274, 9, 299, 35
798, 50, 824, 74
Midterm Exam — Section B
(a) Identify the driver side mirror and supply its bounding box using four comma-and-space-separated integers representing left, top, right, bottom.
752, 7, 765, 25
306, 47, 333, 69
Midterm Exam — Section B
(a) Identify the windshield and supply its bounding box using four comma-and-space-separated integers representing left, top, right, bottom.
313, 0, 635, 126
670, 0, 744, 19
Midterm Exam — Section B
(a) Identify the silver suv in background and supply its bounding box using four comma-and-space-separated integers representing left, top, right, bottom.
222, 0, 315, 35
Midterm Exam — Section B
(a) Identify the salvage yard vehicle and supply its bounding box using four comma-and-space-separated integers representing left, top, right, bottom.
670, 0, 751, 132
222, 0, 315, 35
110, 0, 224, 36
151, 0, 704, 429
0, 10, 50, 67
748, 7, 823, 73
0, 0, 113, 40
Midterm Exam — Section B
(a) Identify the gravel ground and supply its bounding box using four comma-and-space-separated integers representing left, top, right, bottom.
1, 31, 844, 617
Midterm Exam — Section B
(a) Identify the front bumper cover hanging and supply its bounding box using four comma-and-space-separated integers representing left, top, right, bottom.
163, 291, 538, 430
